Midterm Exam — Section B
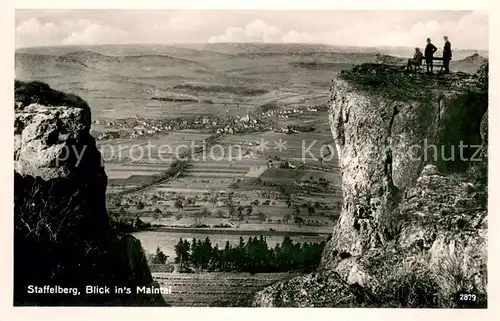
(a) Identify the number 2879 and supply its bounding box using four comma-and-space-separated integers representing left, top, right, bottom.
459, 294, 477, 301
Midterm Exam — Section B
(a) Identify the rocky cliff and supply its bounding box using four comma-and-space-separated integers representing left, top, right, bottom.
253, 64, 488, 308
14, 81, 166, 306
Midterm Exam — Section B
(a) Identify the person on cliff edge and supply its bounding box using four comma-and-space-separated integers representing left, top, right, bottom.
443, 36, 452, 73
424, 38, 438, 73
406, 47, 423, 72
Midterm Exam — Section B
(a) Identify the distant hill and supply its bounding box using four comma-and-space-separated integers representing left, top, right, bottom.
15, 52, 88, 79
17, 49, 200, 65
15, 44, 232, 62
375, 54, 406, 65
453, 53, 489, 74
14, 43, 488, 115
15, 53, 58, 68
121, 53, 201, 66
56, 50, 122, 65
15, 49, 204, 81
457, 53, 488, 65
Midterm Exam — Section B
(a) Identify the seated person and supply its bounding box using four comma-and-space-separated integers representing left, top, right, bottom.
406, 47, 423, 71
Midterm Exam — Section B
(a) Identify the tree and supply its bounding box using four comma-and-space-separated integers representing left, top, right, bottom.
154, 208, 162, 224
208, 189, 218, 208
284, 213, 292, 224
201, 237, 213, 269
278, 185, 292, 208
294, 216, 305, 228
186, 197, 196, 207
174, 196, 184, 212
136, 201, 145, 211
224, 192, 236, 218
133, 216, 144, 229
293, 205, 300, 216
146, 253, 156, 266
174, 238, 191, 267
251, 199, 260, 206
152, 211, 160, 225
154, 246, 168, 264
245, 206, 253, 216
257, 211, 266, 223
307, 206, 315, 216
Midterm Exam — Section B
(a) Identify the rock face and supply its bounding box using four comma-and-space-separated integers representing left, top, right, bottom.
14, 81, 165, 306
252, 64, 488, 308
321, 69, 487, 263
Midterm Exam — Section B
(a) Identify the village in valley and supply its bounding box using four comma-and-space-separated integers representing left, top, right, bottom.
99, 92, 342, 243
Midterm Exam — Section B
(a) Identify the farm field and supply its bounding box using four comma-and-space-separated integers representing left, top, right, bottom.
152, 272, 298, 307
107, 125, 343, 257
122, 176, 342, 225
101, 131, 211, 186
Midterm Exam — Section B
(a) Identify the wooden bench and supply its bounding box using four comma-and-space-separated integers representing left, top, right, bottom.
418, 57, 444, 72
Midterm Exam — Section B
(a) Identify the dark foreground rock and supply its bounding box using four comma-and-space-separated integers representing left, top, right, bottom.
14, 81, 166, 306
253, 64, 488, 308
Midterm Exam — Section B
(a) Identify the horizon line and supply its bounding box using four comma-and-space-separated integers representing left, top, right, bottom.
15, 42, 489, 52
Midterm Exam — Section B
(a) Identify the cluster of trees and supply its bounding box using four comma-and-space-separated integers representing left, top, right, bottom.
174, 235, 325, 273
146, 247, 176, 273
108, 209, 151, 233
286, 124, 315, 133
147, 246, 168, 264
137, 194, 188, 212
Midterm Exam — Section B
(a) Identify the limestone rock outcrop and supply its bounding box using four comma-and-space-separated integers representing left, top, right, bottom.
14, 81, 166, 306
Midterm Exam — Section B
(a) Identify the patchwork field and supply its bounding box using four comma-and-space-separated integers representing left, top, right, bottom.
220, 127, 338, 167
101, 131, 211, 190
104, 109, 343, 260
152, 272, 298, 307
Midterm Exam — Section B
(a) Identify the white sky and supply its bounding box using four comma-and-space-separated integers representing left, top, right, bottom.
15, 10, 488, 49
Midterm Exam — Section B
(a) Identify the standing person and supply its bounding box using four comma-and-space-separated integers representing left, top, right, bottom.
424, 38, 438, 73
406, 47, 423, 72
443, 36, 452, 73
